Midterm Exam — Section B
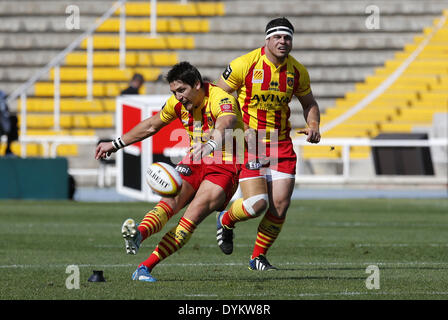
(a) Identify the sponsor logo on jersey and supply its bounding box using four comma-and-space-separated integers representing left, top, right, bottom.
251, 94, 291, 104
252, 69, 264, 83
220, 103, 233, 112
222, 65, 232, 80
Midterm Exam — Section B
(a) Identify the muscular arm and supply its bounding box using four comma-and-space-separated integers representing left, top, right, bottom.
122, 111, 167, 145
297, 91, 321, 143
216, 78, 236, 95
191, 114, 237, 161
95, 112, 167, 160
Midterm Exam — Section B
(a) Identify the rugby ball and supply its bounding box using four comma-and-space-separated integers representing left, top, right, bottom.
145, 162, 183, 197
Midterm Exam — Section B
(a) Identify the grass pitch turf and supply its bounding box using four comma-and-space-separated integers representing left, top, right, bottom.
0, 198, 447, 300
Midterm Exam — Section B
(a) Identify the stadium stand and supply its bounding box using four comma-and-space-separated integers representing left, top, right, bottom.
1, 0, 447, 185
309, 7, 448, 160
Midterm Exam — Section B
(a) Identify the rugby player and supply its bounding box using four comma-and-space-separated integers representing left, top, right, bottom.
95, 62, 244, 282
215, 17, 321, 270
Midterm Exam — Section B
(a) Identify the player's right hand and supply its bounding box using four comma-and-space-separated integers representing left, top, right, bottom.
95, 141, 116, 160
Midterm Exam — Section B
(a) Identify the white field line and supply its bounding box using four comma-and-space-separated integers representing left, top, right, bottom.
1, 261, 447, 269
184, 291, 448, 298
225, 291, 448, 298
94, 243, 448, 249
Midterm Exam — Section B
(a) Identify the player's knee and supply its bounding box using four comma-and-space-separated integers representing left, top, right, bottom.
243, 194, 268, 217
272, 197, 291, 216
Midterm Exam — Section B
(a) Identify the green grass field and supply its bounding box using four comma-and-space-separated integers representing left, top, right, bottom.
1, 198, 447, 300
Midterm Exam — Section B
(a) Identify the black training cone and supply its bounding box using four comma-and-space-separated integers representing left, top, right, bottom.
88, 270, 106, 282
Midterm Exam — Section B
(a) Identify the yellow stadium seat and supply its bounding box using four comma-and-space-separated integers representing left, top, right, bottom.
148, 52, 178, 66
379, 123, 414, 133
393, 110, 440, 123
197, 3, 225, 16
87, 114, 114, 128
4, 141, 79, 157
80, 36, 194, 50
23, 115, 54, 129
104, 83, 121, 97
375, 66, 448, 76
395, 51, 448, 60
385, 59, 448, 69
55, 144, 79, 156
404, 43, 448, 54
335, 97, 411, 108
21, 129, 95, 136
7, 142, 43, 156
364, 75, 439, 86
35, 83, 109, 97
411, 100, 448, 109
344, 91, 418, 102
322, 127, 376, 138
301, 150, 342, 159
116, 2, 225, 17
102, 99, 116, 112
18, 98, 109, 113
97, 18, 210, 33
355, 82, 429, 92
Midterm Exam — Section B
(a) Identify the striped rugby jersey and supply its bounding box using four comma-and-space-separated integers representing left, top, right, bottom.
159, 82, 244, 162
221, 47, 311, 142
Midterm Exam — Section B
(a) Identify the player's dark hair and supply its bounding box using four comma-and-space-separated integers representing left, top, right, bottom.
166, 61, 203, 88
265, 17, 295, 33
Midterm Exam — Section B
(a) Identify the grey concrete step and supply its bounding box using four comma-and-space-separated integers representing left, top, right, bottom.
0, 16, 98, 33
0, 0, 115, 16
207, 15, 437, 33
0, 31, 418, 50
169, 66, 376, 83
0, 50, 61, 67
224, 0, 448, 16
2, 0, 446, 17
176, 49, 395, 67
193, 32, 417, 50
145, 77, 353, 98
0, 14, 437, 33
0, 64, 376, 83
0, 49, 396, 67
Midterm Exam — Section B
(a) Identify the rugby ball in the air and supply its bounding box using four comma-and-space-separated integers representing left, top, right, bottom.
145, 162, 182, 197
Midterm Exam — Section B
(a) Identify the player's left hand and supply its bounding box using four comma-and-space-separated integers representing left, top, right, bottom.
190, 141, 215, 162
297, 128, 321, 144
95, 141, 116, 160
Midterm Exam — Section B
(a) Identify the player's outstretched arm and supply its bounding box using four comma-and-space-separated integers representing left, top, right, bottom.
95, 112, 167, 160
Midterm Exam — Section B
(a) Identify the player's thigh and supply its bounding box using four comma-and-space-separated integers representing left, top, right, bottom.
240, 177, 268, 199
161, 179, 196, 214
267, 177, 295, 217
182, 180, 226, 225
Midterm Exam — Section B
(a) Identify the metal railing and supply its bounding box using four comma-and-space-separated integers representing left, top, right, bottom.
293, 137, 448, 185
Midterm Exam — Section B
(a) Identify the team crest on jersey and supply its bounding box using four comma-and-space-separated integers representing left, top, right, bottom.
252, 69, 264, 83
287, 77, 294, 88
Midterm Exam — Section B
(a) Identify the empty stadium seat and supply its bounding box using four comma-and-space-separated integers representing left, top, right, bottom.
97, 18, 210, 33
115, 2, 225, 17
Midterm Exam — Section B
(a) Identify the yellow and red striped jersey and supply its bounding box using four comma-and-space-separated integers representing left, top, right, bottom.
159, 82, 244, 161
221, 47, 311, 141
